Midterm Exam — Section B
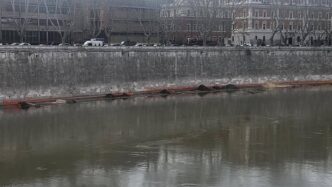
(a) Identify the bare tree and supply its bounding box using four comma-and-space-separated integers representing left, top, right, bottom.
0, 1, 4, 42
189, 0, 220, 46
10, 0, 35, 42
43, 0, 77, 44
85, 0, 105, 39
269, 0, 309, 46
160, 0, 185, 44
99, 0, 113, 43
269, 0, 283, 45
311, 10, 331, 46
229, 0, 246, 45
102, 9, 112, 42
297, 4, 313, 45
323, 17, 332, 45
136, 8, 158, 44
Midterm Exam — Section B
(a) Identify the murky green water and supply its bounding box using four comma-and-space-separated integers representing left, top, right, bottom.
1, 87, 332, 187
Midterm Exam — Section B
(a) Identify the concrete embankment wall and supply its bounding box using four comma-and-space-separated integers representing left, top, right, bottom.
0, 46, 332, 100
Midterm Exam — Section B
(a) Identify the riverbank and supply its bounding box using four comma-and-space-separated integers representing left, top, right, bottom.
2, 80, 332, 109
1, 46, 332, 107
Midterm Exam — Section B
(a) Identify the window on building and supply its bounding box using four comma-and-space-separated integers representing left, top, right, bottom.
193, 24, 197, 31
255, 23, 259, 29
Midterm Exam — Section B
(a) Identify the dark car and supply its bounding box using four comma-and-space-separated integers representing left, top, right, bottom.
58, 43, 71, 46
110, 43, 121, 46
120, 40, 137, 46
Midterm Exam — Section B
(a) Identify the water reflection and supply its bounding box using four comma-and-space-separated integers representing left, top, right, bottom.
1, 87, 332, 187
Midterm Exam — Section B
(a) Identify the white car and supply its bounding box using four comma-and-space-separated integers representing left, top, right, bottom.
19, 43, 31, 46
135, 43, 144, 47
83, 39, 104, 47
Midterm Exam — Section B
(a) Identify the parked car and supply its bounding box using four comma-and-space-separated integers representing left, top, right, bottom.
83, 38, 104, 47
241, 43, 252, 47
110, 43, 121, 46
58, 43, 71, 46
120, 40, 136, 46
92, 38, 105, 42
169, 43, 182, 47
19, 43, 31, 46
10, 43, 19, 46
186, 39, 203, 46
135, 43, 145, 47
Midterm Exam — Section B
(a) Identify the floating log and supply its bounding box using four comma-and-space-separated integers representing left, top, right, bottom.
19, 102, 41, 110
66, 99, 77, 104
105, 92, 133, 99
221, 84, 239, 90
197, 84, 213, 91
160, 89, 172, 95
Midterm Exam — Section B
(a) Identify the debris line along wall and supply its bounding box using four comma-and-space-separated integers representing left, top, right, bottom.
0, 47, 332, 99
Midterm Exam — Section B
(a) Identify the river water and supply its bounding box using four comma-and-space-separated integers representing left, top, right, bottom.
0, 87, 332, 187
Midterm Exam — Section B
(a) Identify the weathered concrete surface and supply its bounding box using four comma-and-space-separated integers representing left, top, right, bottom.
0, 46, 332, 99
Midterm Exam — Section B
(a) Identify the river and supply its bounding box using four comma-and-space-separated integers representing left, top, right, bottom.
1, 87, 332, 187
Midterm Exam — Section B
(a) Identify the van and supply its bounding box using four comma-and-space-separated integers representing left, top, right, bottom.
83, 38, 104, 47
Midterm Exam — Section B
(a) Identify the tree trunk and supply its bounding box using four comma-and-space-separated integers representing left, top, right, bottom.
270, 30, 278, 46
147, 34, 151, 44
203, 35, 207, 46
19, 30, 24, 43
62, 36, 66, 44
107, 33, 111, 43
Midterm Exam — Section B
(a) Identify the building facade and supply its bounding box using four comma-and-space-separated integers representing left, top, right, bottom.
161, 0, 232, 45
0, 0, 79, 44
232, 0, 332, 46
106, 0, 162, 43
0, 0, 164, 44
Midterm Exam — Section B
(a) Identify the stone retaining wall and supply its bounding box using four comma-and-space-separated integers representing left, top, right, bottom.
0, 46, 332, 99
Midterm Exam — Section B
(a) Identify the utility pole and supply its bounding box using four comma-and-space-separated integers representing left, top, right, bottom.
38, 0, 41, 44
0, 7, 2, 43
